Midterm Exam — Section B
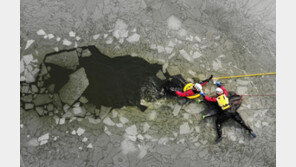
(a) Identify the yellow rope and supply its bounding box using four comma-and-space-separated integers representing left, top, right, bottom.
213, 72, 276, 80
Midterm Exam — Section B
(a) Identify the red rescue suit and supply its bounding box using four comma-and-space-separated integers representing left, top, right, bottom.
203, 86, 228, 102
175, 81, 209, 97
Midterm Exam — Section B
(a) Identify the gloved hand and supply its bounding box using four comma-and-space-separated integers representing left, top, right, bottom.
200, 92, 205, 96
207, 75, 213, 81
216, 82, 221, 87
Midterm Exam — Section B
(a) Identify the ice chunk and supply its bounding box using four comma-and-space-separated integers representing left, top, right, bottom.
126, 33, 140, 43
180, 122, 190, 134
37, 29, 46, 36
62, 39, 72, 46
76, 127, 85, 136
69, 31, 76, 37
25, 40, 34, 50
167, 15, 182, 30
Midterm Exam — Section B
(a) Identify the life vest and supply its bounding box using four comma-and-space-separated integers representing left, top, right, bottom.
183, 83, 200, 99
217, 94, 230, 110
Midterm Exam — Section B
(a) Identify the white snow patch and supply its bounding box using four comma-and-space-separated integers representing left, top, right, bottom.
131, 28, 137, 32
212, 59, 222, 70
71, 130, 76, 135
173, 104, 182, 116
194, 36, 201, 42
76, 36, 81, 41
69, 31, 76, 37
112, 110, 118, 118
22, 54, 35, 65
104, 126, 112, 136
150, 44, 157, 50
148, 110, 157, 120
125, 125, 138, 136
180, 122, 190, 134
93, 34, 100, 40
27, 138, 39, 147
138, 144, 148, 159
37, 29, 46, 36
237, 87, 248, 95
56, 37, 61, 41
88, 117, 101, 124
178, 28, 187, 37
40, 140, 48, 145
76, 127, 85, 136
72, 106, 83, 115
87, 143, 93, 148
239, 139, 244, 144
105, 37, 113, 44
179, 49, 192, 61
227, 131, 237, 141
79, 146, 82, 150
48, 34, 54, 39
128, 135, 137, 142
137, 134, 144, 140
103, 117, 115, 126
157, 45, 165, 53
119, 116, 129, 124
142, 122, 150, 133
38, 133, 49, 142
186, 35, 194, 41
262, 122, 269, 126
165, 47, 173, 54
62, 39, 72, 46
59, 118, 65, 125
121, 139, 137, 154
103, 34, 108, 38
54, 47, 59, 52
25, 40, 34, 50
126, 33, 140, 43
20, 124, 24, 128
167, 15, 182, 30
116, 123, 123, 128
112, 19, 129, 39
82, 137, 88, 142
188, 70, 196, 76
192, 51, 202, 59
158, 137, 169, 145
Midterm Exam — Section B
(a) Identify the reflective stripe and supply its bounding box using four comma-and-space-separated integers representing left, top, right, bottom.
217, 94, 230, 110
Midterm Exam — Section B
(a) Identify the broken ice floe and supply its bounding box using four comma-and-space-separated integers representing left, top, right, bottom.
62, 39, 72, 46
20, 54, 39, 83
38, 133, 49, 145
69, 31, 76, 37
25, 40, 34, 50
167, 15, 182, 30
37, 29, 46, 36
76, 127, 85, 136
93, 34, 100, 40
126, 33, 140, 43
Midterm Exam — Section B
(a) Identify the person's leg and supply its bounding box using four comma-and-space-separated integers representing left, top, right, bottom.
232, 112, 256, 138
202, 109, 217, 119
215, 114, 228, 142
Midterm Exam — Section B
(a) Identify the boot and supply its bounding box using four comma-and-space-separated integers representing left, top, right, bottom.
249, 131, 257, 138
215, 136, 223, 143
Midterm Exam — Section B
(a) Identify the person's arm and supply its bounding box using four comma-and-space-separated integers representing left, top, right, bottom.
200, 92, 217, 102
200, 75, 213, 86
204, 96, 217, 102
220, 85, 228, 96
176, 89, 195, 97
200, 81, 208, 86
